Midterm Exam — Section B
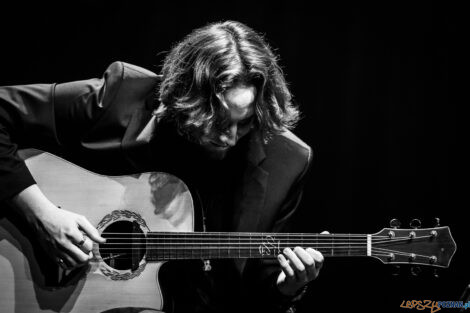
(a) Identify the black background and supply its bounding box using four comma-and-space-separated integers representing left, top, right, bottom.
0, 1, 463, 312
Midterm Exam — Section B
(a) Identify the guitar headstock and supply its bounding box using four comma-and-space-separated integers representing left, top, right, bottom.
370, 224, 456, 268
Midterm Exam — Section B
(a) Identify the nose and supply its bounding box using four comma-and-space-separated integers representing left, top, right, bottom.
219, 124, 238, 147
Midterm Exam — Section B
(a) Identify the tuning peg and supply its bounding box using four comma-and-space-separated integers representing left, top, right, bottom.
390, 218, 401, 229
410, 218, 421, 229
433, 269, 440, 278
434, 217, 441, 227
391, 265, 401, 276
410, 266, 422, 276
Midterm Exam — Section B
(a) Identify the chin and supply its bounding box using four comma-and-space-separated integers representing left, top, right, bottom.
205, 148, 229, 160
199, 144, 229, 160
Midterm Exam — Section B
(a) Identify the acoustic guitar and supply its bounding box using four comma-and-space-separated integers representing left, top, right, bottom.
0, 152, 457, 313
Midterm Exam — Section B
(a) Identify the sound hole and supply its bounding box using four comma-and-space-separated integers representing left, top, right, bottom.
99, 220, 146, 271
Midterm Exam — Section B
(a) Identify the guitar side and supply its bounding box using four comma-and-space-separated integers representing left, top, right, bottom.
0, 152, 194, 313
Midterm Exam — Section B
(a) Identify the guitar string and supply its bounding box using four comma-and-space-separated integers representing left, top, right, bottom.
97, 254, 426, 261
95, 249, 373, 260
101, 230, 443, 236
372, 247, 435, 259
100, 232, 391, 238
93, 235, 433, 245
95, 250, 429, 261
97, 246, 369, 250
369, 234, 434, 245
98, 240, 371, 244
98, 233, 436, 242
96, 248, 434, 260
96, 239, 439, 259
98, 236, 377, 241
95, 245, 437, 258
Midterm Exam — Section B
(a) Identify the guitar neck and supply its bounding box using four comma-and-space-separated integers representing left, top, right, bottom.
143, 232, 371, 261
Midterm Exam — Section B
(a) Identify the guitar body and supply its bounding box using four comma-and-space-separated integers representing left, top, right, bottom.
0, 152, 194, 313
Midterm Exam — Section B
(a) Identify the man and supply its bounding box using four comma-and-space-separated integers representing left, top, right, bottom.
0, 21, 323, 312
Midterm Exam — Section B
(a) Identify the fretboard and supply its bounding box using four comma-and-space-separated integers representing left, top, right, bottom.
143, 232, 369, 261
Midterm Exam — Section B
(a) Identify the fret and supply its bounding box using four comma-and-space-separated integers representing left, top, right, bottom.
238, 234, 241, 259
348, 233, 351, 256
331, 235, 334, 256
217, 232, 220, 259
163, 233, 167, 260
200, 233, 204, 259
249, 233, 252, 258
190, 232, 194, 260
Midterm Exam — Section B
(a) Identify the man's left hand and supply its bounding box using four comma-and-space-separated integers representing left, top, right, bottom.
276, 246, 324, 296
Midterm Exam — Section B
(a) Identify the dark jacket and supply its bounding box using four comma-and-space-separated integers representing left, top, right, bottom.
0, 61, 312, 313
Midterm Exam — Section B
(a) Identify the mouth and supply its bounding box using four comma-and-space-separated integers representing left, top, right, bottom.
209, 141, 229, 149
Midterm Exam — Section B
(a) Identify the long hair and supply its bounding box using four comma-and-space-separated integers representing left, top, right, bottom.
157, 20, 299, 142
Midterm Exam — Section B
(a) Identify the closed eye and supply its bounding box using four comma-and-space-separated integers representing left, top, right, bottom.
238, 116, 254, 127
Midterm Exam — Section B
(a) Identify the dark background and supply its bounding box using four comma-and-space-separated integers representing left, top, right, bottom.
1, 1, 463, 312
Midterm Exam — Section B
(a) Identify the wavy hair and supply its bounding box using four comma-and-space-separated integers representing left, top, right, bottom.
157, 20, 299, 143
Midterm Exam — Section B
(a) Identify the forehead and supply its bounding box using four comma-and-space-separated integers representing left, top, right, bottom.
219, 84, 256, 120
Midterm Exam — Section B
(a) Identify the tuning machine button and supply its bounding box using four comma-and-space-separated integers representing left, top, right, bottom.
434, 217, 441, 227
390, 218, 401, 229
410, 218, 421, 229
433, 269, 440, 278
391, 265, 401, 276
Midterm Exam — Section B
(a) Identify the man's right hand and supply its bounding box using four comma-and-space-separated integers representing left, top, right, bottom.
11, 184, 106, 269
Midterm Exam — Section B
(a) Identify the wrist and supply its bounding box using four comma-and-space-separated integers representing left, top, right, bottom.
12, 184, 56, 218
276, 274, 309, 299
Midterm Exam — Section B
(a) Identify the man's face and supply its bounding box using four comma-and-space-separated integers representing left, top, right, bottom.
198, 84, 256, 160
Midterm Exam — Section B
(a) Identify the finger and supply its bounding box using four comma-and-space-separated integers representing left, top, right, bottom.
67, 227, 90, 251
76, 216, 106, 243
61, 240, 91, 264
307, 248, 325, 271
284, 248, 307, 281
74, 233, 93, 254
57, 251, 78, 269
321, 230, 330, 234
277, 254, 295, 278
80, 235, 94, 253
294, 247, 316, 278
293, 246, 317, 282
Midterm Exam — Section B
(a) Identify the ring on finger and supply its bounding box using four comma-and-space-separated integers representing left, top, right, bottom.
76, 234, 87, 248
57, 258, 67, 268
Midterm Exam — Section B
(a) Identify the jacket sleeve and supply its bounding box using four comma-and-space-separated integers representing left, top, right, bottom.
242, 144, 313, 313
0, 84, 57, 201
0, 62, 125, 202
